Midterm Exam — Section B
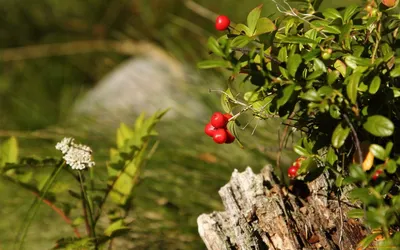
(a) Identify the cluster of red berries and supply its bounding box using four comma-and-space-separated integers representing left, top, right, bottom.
215, 15, 231, 31
288, 156, 307, 178
205, 112, 235, 144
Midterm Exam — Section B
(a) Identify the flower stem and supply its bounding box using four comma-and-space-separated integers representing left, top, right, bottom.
15, 161, 65, 250
78, 171, 98, 249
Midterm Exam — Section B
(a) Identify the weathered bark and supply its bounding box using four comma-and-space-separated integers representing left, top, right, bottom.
198, 166, 370, 250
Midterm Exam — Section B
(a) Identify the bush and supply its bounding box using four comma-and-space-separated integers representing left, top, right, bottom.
199, 0, 400, 248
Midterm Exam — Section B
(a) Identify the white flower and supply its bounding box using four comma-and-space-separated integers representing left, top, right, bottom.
55, 137, 95, 170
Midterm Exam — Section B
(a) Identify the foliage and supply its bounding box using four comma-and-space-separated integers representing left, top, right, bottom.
199, 0, 400, 248
0, 110, 166, 249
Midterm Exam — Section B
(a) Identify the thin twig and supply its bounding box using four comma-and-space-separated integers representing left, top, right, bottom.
184, 0, 217, 21
343, 113, 362, 164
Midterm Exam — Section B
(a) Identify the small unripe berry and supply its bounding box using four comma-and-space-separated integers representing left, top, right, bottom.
204, 123, 216, 137
288, 165, 299, 178
211, 112, 228, 128
213, 129, 227, 144
215, 15, 230, 31
225, 129, 235, 144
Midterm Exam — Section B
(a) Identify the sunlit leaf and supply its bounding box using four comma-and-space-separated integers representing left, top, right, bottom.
363, 115, 394, 137
332, 122, 350, 148
247, 4, 263, 34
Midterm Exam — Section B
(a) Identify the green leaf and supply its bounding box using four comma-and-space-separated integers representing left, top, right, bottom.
231, 36, 253, 48
306, 70, 324, 80
293, 145, 310, 156
247, 4, 263, 35
346, 72, 361, 104
347, 208, 365, 219
329, 104, 341, 119
385, 141, 393, 156
278, 47, 288, 62
327, 70, 340, 85
343, 5, 360, 23
277, 84, 295, 109
281, 36, 317, 44
311, 20, 341, 34
233, 24, 251, 36
197, 60, 230, 69
104, 219, 130, 237
369, 144, 386, 161
390, 65, 400, 78
332, 122, 350, 148
288, 54, 302, 77
116, 123, 134, 149
207, 37, 224, 57
322, 8, 342, 20
344, 55, 371, 69
386, 159, 397, 174
334, 60, 347, 77
0, 136, 18, 168
357, 233, 381, 250
327, 146, 338, 166
301, 89, 322, 102
369, 76, 381, 94
363, 115, 394, 137
254, 17, 276, 36
221, 88, 234, 113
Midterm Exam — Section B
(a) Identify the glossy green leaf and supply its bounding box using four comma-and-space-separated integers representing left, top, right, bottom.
207, 37, 225, 57
343, 5, 360, 23
221, 88, 234, 113
369, 144, 386, 160
327, 146, 338, 166
0, 136, 18, 168
386, 159, 397, 174
301, 89, 322, 102
334, 60, 347, 77
385, 141, 393, 156
247, 4, 263, 34
254, 17, 276, 36
363, 115, 394, 137
288, 54, 302, 77
369, 76, 381, 94
293, 145, 310, 156
327, 70, 340, 85
322, 8, 342, 20
278, 47, 288, 62
332, 122, 350, 148
329, 104, 341, 119
390, 65, 400, 78
231, 36, 253, 48
233, 24, 251, 36
306, 70, 324, 80
197, 60, 230, 69
277, 84, 295, 109
344, 56, 371, 69
347, 72, 361, 104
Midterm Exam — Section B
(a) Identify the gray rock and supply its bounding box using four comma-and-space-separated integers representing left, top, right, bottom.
72, 52, 206, 129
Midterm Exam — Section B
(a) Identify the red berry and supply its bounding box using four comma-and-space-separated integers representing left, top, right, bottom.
215, 15, 230, 31
372, 169, 383, 181
225, 129, 235, 144
223, 113, 233, 121
204, 123, 216, 137
210, 112, 228, 128
382, 0, 397, 8
288, 165, 299, 178
213, 129, 227, 144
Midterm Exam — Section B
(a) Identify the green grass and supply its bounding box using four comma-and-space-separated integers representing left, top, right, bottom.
0, 0, 362, 249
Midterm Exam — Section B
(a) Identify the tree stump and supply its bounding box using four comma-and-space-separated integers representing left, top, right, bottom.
197, 166, 371, 250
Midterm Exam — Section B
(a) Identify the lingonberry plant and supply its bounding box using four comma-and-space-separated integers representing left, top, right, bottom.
200, 0, 400, 248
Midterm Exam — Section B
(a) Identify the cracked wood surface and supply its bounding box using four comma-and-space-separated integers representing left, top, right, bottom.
198, 166, 370, 250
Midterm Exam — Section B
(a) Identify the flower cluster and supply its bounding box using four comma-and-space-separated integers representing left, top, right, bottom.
55, 137, 95, 170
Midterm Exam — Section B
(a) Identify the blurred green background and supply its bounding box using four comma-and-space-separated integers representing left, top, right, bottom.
0, 0, 360, 249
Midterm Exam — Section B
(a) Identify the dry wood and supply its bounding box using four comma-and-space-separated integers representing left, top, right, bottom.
198, 166, 370, 250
